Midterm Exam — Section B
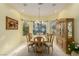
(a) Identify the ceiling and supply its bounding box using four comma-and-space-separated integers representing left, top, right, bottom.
8, 3, 70, 17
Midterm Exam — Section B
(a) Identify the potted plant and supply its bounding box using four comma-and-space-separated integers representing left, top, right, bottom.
68, 41, 79, 54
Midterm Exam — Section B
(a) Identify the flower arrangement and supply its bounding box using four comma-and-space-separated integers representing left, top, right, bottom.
68, 41, 79, 53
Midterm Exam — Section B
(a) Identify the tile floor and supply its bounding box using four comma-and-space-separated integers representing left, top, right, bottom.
8, 37, 68, 56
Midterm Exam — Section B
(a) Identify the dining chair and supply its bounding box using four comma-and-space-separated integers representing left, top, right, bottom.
26, 33, 34, 52
45, 34, 54, 55
34, 37, 45, 55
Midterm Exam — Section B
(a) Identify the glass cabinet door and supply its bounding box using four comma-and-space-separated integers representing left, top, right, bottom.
68, 21, 72, 37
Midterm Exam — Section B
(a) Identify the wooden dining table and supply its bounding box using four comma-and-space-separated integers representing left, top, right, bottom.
30, 35, 48, 42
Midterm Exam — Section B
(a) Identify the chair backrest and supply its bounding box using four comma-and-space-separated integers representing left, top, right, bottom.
26, 33, 32, 42
50, 34, 54, 43
45, 33, 50, 42
34, 37, 44, 42
34, 37, 44, 46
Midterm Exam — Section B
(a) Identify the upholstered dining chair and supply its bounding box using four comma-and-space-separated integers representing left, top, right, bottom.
34, 37, 45, 55
45, 34, 54, 54
26, 33, 34, 52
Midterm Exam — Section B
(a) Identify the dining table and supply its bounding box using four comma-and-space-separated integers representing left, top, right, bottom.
30, 34, 48, 42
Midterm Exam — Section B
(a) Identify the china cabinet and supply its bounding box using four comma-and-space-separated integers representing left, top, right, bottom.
56, 18, 74, 54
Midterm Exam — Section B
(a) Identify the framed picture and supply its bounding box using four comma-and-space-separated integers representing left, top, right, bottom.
23, 22, 29, 36
6, 16, 18, 30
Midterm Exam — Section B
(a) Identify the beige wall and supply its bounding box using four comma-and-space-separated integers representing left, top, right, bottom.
0, 4, 24, 55
57, 4, 79, 43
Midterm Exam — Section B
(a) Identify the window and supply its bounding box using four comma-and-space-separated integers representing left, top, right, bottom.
33, 20, 46, 35
50, 20, 57, 34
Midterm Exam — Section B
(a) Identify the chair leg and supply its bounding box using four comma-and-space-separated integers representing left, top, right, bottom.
50, 46, 53, 55
28, 45, 32, 52
28, 45, 30, 52
51, 46, 53, 55
48, 47, 50, 54
45, 47, 50, 55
